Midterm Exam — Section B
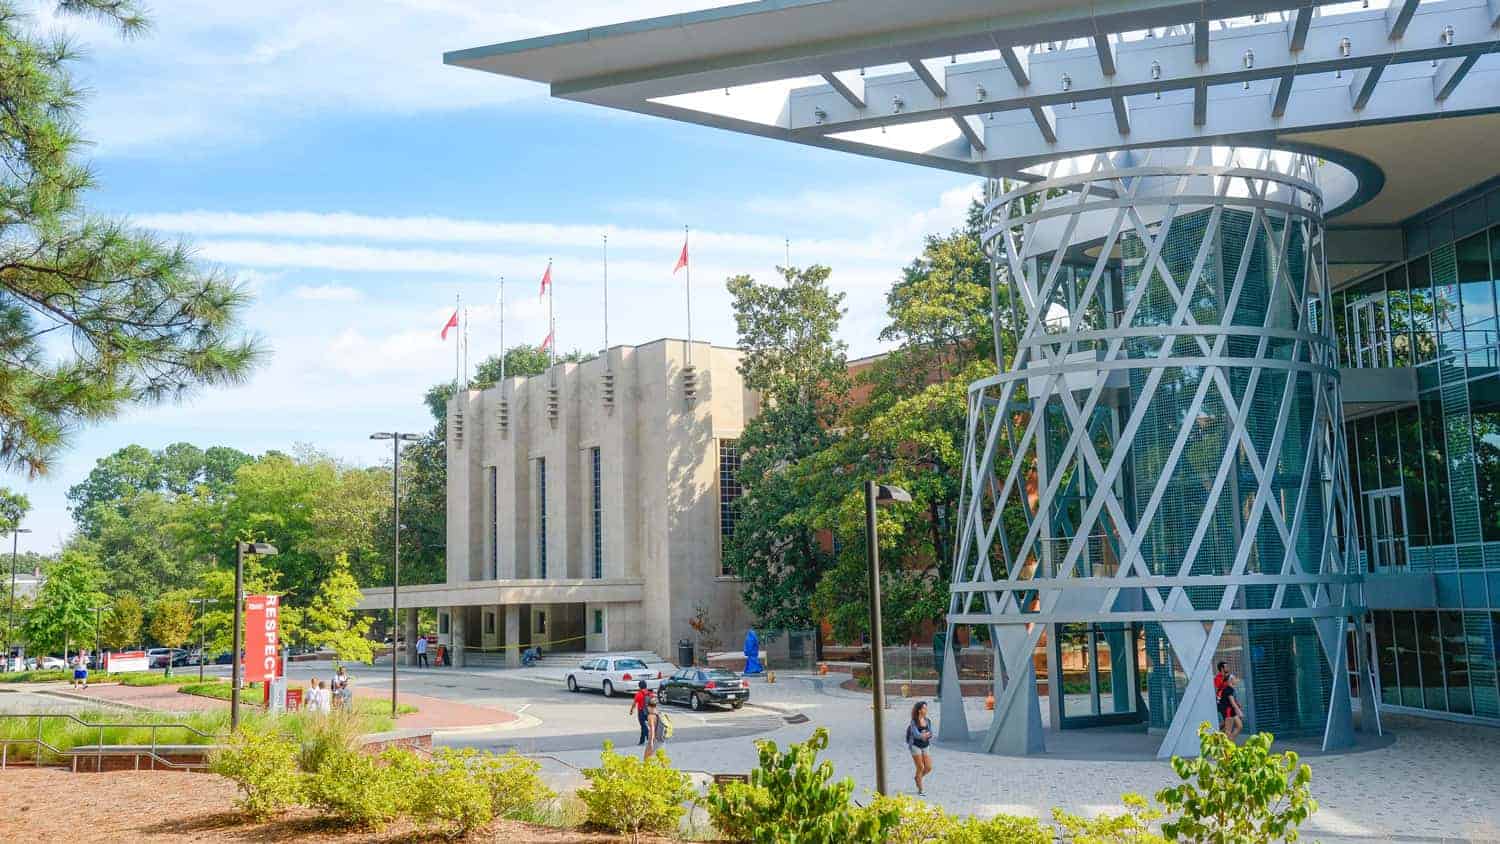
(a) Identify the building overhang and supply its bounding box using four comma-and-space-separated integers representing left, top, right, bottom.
356, 578, 645, 612
448, 0, 1500, 226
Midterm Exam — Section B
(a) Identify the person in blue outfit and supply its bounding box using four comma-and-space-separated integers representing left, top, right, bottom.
743, 628, 763, 675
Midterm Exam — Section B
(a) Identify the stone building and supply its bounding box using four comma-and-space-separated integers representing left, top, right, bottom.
361, 338, 757, 665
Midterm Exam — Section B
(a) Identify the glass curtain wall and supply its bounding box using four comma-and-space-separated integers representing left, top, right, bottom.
1340, 222, 1500, 722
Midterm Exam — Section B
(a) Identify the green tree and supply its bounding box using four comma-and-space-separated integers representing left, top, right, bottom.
0, 487, 30, 534
0, 2, 261, 477
101, 592, 144, 650
723, 266, 848, 634
22, 547, 104, 656
67, 442, 250, 536
1156, 724, 1317, 842
296, 552, 374, 663
148, 589, 194, 672
195, 562, 303, 655
87, 491, 202, 601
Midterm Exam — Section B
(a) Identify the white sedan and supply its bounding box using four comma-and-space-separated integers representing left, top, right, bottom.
565, 656, 664, 697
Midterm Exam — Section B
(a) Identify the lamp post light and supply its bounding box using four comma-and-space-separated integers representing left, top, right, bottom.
4, 527, 30, 671
372, 432, 421, 719
89, 604, 110, 670
864, 480, 910, 796
189, 598, 219, 683
231, 541, 278, 732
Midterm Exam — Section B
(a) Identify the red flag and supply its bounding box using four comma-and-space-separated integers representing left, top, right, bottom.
539, 330, 554, 353
673, 240, 689, 274
539, 263, 552, 298
440, 309, 459, 340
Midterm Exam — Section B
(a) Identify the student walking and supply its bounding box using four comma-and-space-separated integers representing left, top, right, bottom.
629, 681, 651, 745
643, 696, 669, 760
906, 700, 934, 796
1218, 673, 1244, 741
332, 665, 352, 710
71, 653, 89, 690
415, 634, 429, 668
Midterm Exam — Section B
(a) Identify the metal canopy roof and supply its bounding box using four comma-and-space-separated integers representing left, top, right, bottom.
448, 0, 1500, 211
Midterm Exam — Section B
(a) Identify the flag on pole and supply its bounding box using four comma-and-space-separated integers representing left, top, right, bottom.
540, 330, 554, 353
440, 309, 459, 340
673, 238, 689, 274
539, 263, 552, 298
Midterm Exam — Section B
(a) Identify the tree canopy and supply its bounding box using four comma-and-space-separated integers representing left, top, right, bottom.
0, 1, 261, 476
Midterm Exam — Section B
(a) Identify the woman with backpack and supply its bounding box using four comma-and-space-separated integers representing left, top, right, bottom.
906, 700, 934, 796
643, 695, 671, 760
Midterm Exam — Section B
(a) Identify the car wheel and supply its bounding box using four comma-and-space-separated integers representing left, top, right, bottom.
567, 675, 578, 692
732, 702, 744, 710
603, 680, 615, 698
690, 693, 703, 711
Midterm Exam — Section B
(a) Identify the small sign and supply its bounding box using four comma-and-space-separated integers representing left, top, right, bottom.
105, 650, 149, 673
285, 688, 303, 711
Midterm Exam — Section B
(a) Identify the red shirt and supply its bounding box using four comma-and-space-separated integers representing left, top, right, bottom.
632, 689, 648, 713
1214, 672, 1227, 695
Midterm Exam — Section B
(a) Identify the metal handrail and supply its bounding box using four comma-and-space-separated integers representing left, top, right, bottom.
0, 712, 223, 771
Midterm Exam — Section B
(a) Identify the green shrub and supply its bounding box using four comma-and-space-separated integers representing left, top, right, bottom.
0, 669, 71, 683
410, 748, 494, 838
296, 710, 364, 774
1052, 793, 1166, 843
870, 794, 1050, 844
1155, 723, 1316, 843
578, 741, 694, 840
705, 728, 898, 844
208, 723, 304, 820
303, 743, 417, 829
471, 748, 556, 821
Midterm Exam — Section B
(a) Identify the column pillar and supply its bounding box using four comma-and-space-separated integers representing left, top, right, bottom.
451, 606, 467, 668
404, 608, 418, 667
504, 604, 520, 668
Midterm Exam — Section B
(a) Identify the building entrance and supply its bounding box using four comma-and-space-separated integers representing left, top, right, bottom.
1053, 622, 1145, 728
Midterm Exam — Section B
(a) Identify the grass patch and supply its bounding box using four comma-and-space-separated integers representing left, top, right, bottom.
176, 680, 417, 719
0, 669, 72, 683
117, 671, 198, 687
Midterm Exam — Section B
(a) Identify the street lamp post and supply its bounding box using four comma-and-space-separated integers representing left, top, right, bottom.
864, 480, 910, 797
90, 604, 110, 670
371, 432, 421, 719
189, 598, 219, 683
231, 541, 279, 732
4, 527, 30, 671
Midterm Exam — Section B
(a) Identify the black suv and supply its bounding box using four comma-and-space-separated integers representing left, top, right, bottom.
659, 667, 749, 711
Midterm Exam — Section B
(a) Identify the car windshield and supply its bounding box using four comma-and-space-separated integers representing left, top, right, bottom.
706, 669, 738, 679
614, 659, 647, 670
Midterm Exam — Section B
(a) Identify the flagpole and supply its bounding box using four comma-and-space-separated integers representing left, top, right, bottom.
684, 225, 693, 367
602, 233, 609, 353
463, 306, 470, 390
453, 292, 461, 399
548, 259, 555, 369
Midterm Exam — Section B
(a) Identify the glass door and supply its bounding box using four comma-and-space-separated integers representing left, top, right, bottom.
1363, 488, 1406, 571
1057, 622, 1142, 726
1347, 294, 1392, 368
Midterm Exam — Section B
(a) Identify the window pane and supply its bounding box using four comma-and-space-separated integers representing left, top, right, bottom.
1474, 376, 1500, 543
718, 439, 742, 576
1475, 614, 1500, 718
1394, 611, 1421, 708
1374, 611, 1400, 706
1387, 266, 1414, 366
1376, 411, 1400, 489
536, 458, 548, 578
1408, 256, 1436, 363
1440, 610, 1473, 715
1432, 243, 1462, 360
591, 447, 603, 579
1397, 407, 1429, 544
1416, 611, 1448, 711
1420, 395, 1454, 544
1457, 232, 1496, 352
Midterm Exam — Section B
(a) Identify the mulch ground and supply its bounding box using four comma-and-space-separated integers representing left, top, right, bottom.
0, 769, 674, 842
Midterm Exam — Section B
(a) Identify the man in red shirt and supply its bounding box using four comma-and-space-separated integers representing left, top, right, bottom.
1213, 662, 1229, 729
628, 680, 651, 745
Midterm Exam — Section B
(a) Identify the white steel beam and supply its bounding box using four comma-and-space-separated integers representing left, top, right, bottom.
1387, 0, 1422, 39
787, 4, 1500, 135
1433, 53, 1479, 100
1349, 63, 1386, 110
1289, 6, 1314, 51
1111, 94, 1131, 134
953, 115, 986, 150
909, 60, 945, 98
1030, 104, 1058, 143
821, 72, 864, 110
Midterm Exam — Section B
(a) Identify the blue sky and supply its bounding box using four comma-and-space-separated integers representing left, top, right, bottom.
16, 1, 979, 553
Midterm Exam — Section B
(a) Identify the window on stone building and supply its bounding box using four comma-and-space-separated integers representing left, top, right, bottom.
536, 457, 548, 578
592, 446, 603, 579
594, 609, 604, 635
487, 466, 498, 579
485, 612, 495, 635
718, 439, 742, 576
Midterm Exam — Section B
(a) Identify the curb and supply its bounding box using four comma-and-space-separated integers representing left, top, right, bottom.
32, 689, 157, 713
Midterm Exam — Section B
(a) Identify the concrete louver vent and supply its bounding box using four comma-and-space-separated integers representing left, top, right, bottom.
546, 385, 560, 425
451, 407, 464, 449
682, 365, 698, 404
497, 399, 510, 438
601, 371, 616, 413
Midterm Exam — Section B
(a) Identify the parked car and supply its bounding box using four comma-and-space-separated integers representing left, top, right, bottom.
660, 667, 749, 711
147, 648, 188, 669
36, 656, 66, 670
565, 656, 663, 697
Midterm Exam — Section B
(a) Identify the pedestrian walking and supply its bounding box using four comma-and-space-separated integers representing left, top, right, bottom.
71, 653, 89, 690
1218, 673, 1244, 741
415, 633, 429, 668
332, 665, 352, 710
643, 696, 672, 760
906, 700, 934, 796
629, 680, 651, 745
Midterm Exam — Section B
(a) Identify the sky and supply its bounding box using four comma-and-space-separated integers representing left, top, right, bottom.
14, 1, 979, 554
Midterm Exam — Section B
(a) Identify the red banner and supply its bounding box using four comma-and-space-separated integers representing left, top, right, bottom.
243, 594, 282, 685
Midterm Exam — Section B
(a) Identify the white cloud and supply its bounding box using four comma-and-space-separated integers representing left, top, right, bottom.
292, 284, 362, 302
32, 0, 720, 152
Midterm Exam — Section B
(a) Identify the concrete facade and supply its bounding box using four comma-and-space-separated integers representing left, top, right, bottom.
361, 338, 758, 662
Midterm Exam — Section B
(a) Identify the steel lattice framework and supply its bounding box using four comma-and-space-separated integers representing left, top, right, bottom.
935, 147, 1374, 758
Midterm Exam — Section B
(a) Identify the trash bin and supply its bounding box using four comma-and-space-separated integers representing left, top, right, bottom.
677, 638, 694, 668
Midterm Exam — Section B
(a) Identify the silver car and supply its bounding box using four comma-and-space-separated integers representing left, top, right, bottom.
565, 656, 663, 697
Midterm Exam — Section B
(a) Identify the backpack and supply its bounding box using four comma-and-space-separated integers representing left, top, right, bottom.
656, 712, 674, 741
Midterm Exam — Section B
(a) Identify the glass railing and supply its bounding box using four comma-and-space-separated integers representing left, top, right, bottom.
1337, 328, 1500, 371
